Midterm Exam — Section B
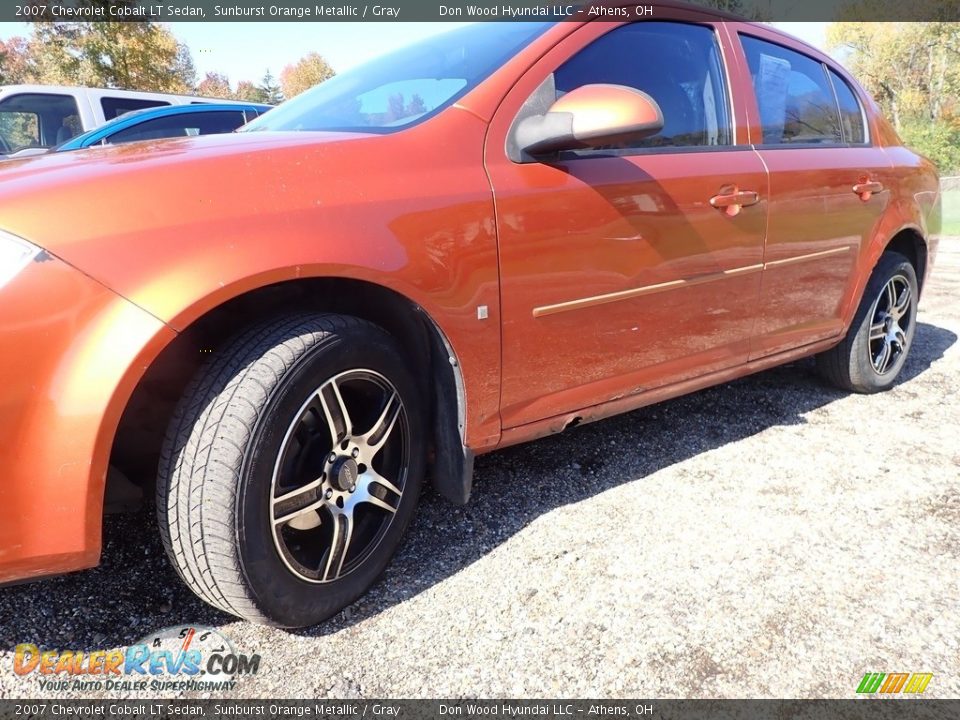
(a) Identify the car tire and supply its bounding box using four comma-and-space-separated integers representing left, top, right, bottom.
157, 313, 425, 628
816, 251, 918, 393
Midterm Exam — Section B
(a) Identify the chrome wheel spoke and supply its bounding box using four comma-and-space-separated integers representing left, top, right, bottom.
874, 340, 892, 374
893, 327, 907, 352
892, 283, 911, 320
356, 489, 398, 514
347, 470, 400, 514
319, 379, 352, 447
273, 479, 325, 526
270, 368, 408, 584
368, 469, 402, 497
360, 390, 402, 460
884, 280, 896, 313
868, 275, 912, 377
321, 511, 354, 581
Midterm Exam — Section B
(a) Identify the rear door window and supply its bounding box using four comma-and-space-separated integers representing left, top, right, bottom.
101, 97, 170, 121
105, 111, 250, 144
828, 69, 867, 144
740, 35, 842, 145
0, 93, 81, 153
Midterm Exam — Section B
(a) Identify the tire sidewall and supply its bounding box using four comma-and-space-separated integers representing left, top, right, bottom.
236, 322, 425, 628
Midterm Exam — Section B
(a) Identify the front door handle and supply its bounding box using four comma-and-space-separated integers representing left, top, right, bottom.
853, 181, 884, 201
709, 188, 760, 217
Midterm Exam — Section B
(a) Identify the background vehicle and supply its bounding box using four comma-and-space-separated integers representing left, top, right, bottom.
54, 103, 271, 152
0, 85, 262, 156
0, 7, 940, 628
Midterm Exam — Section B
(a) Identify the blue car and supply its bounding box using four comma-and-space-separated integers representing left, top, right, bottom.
56, 102, 272, 151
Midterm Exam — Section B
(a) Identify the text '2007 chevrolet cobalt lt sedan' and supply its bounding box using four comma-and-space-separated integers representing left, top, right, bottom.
0, 6, 940, 627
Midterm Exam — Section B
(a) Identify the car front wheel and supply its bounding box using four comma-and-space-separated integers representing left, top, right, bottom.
157, 314, 424, 627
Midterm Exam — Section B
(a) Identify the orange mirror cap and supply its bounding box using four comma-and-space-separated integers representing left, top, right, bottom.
550, 84, 664, 139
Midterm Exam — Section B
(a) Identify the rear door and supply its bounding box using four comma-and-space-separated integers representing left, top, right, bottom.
485, 18, 770, 429
731, 28, 894, 358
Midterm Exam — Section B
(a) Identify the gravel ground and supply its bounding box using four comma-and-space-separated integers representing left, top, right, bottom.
2, 239, 958, 700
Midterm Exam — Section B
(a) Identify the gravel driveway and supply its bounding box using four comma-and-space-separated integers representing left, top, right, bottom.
2, 239, 958, 700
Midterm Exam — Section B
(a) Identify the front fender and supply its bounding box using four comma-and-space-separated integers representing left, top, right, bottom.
0, 119, 502, 451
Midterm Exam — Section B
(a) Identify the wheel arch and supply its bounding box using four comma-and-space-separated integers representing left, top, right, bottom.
882, 225, 928, 296
108, 276, 474, 517
840, 220, 929, 344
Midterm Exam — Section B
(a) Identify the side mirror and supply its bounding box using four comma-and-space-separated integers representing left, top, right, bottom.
515, 83, 664, 156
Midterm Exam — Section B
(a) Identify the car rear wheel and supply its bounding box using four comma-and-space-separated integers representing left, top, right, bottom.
816, 251, 918, 393
157, 314, 424, 627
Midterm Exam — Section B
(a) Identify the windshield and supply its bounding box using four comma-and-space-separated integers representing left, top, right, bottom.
242, 22, 552, 134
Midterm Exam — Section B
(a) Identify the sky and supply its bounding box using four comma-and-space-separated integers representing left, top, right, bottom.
0, 21, 828, 87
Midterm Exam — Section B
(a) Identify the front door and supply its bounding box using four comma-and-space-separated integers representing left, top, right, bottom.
485, 20, 770, 429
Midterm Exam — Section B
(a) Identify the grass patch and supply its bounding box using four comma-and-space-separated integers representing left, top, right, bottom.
942, 189, 960, 236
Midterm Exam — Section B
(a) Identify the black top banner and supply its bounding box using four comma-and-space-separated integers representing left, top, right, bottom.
6, 0, 960, 22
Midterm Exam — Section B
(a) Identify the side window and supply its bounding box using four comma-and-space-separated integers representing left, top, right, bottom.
0, 93, 81, 152
106, 111, 249, 145
828, 69, 867, 144
101, 97, 170, 120
740, 35, 841, 145
551, 22, 732, 149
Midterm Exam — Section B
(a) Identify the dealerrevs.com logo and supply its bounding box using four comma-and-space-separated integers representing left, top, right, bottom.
13, 625, 260, 693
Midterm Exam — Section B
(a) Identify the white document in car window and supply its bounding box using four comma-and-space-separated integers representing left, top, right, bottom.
757, 53, 791, 142
702, 73, 718, 145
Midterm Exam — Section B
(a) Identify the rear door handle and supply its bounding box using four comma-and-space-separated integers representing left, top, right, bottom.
853, 181, 884, 200
709, 188, 760, 217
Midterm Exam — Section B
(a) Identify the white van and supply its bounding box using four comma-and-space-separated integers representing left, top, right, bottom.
0, 85, 257, 156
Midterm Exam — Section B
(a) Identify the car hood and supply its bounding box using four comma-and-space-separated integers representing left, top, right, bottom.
0, 118, 492, 330
0, 129, 381, 301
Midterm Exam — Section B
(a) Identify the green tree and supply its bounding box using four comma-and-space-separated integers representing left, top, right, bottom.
899, 119, 960, 174
258, 70, 283, 105
280, 52, 335, 99
826, 21, 960, 171
687, 0, 770, 20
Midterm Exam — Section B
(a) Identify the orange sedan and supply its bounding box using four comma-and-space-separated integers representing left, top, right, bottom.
0, 8, 940, 627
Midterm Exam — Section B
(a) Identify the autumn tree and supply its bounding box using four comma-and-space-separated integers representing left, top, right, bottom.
0, 37, 38, 152
233, 80, 265, 102
382, 93, 428, 123
197, 72, 233, 99
280, 52, 335, 99
827, 22, 960, 128
0, 37, 32, 84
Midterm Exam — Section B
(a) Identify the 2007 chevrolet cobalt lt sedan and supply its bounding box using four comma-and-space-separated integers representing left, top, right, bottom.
0, 6, 940, 627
